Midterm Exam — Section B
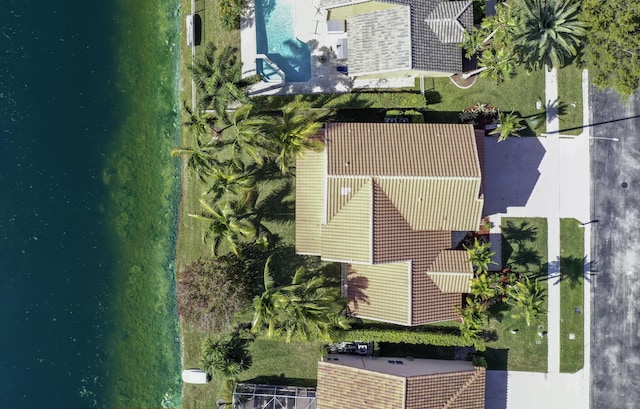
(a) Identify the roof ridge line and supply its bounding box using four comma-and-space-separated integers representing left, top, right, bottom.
330, 175, 482, 180
441, 369, 481, 409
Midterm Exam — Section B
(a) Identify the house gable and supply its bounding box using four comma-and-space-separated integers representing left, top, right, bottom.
317, 356, 486, 409
321, 180, 372, 263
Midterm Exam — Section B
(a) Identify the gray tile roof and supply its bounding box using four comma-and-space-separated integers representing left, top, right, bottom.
347, 7, 413, 77
322, 0, 473, 74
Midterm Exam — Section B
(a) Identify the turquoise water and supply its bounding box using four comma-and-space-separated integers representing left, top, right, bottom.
255, 0, 312, 82
0, 0, 182, 408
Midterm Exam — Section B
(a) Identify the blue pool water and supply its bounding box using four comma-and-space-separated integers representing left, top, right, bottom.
255, 0, 312, 82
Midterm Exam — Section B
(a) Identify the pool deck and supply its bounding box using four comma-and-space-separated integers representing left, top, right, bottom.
241, 0, 414, 96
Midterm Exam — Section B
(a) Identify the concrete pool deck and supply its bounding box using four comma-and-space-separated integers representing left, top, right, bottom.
240, 0, 414, 96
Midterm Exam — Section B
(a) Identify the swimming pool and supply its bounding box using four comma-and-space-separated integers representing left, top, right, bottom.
255, 0, 312, 82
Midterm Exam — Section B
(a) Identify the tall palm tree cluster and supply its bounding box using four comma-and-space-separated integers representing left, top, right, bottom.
460, 237, 546, 341
176, 41, 348, 357
174, 44, 323, 256
251, 257, 351, 343
462, 0, 588, 83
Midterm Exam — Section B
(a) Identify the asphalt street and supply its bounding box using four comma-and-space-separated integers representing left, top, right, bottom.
590, 87, 640, 409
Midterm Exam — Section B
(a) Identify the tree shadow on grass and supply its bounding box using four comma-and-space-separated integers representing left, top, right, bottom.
241, 375, 317, 388
502, 220, 538, 247
481, 348, 509, 371
554, 255, 590, 288
240, 245, 340, 297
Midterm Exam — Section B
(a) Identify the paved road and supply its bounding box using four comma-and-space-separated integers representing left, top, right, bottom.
590, 87, 640, 409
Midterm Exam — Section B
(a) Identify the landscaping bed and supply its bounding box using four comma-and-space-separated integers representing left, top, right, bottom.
482, 217, 549, 372
420, 66, 546, 136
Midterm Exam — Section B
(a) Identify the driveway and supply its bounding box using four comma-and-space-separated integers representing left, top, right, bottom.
590, 86, 640, 409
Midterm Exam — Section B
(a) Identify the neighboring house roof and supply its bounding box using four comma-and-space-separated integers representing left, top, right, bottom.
320, 0, 473, 75
317, 355, 486, 409
295, 122, 483, 325
347, 7, 413, 76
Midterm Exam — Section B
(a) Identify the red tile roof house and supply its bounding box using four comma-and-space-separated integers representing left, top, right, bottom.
296, 122, 484, 325
317, 354, 486, 409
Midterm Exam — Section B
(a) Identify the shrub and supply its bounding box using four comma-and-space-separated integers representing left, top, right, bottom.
200, 332, 253, 379
176, 256, 249, 331
218, 0, 245, 30
332, 329, 486, 351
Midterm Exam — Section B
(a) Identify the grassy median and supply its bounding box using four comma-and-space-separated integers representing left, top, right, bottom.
559, 218, 585, 373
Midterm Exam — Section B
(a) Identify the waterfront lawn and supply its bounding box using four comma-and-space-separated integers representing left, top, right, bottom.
238, 339, 324, 387
559, 218, 585, 373
483, 217, 549, 372
557, 65, 584, 136
424, 66, 546, 136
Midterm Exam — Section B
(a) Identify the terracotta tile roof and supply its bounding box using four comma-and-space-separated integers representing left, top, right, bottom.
327, 122, 481, 178
317, 360, 406, 409
347, 262, 412, 325
405, 367, 486, 409
317, 356, 486, 409
295, 122, 483, 325
295, 151, 325, 255
428, 250, 473, 293
321, 180, 373, 263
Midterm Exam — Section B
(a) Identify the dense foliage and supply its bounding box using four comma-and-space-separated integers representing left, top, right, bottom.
463, 0, 587, 81
334, 329, 487, 351
176, 257, 249, 331
251, 257, 350, 342
200, 332, 253, 378
582, 0, 640, 96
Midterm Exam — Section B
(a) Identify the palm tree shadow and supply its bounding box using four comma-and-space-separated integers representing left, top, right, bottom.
347, 269, 369, 310
557, 255, 591, 287
545, 98, 568, 123
502, 220, 537, 245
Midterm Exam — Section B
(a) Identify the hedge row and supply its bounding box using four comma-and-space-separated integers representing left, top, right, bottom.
252, 92, 428, 111
332, 329, 486, 351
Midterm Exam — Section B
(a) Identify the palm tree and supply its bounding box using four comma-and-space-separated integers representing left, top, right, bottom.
462, 2, 521, 59
251, 257, 350, 342
506, 276, 545, 326
470, 273, 498, 303
279, 267, 350, 342
458, 297, 487, 342
189, 43, 254, 121
251, 256, 287, 338
490, 111, 526, 142
200, 333, 252, 379
182, 100, 217, 138
465, 238, 497, 273
170, 135, 220, 183
514, 0, 588, 70
261, 105, 323, 174
189, 198, 255, 256
228, 104, 273, 166
206, 164, 256, 202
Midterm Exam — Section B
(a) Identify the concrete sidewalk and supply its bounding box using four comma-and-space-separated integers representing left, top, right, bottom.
484, 68, 591, 408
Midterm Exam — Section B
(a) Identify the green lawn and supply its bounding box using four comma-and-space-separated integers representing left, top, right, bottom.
238, 339, 325, 387
483, 217, 548, 372
424, 67, 547, 136
559, 218, 585, 373
557, 65, 584, 136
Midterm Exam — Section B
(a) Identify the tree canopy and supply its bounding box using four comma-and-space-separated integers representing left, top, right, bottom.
176, 256, 249, 331
582, 0, 640, 96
